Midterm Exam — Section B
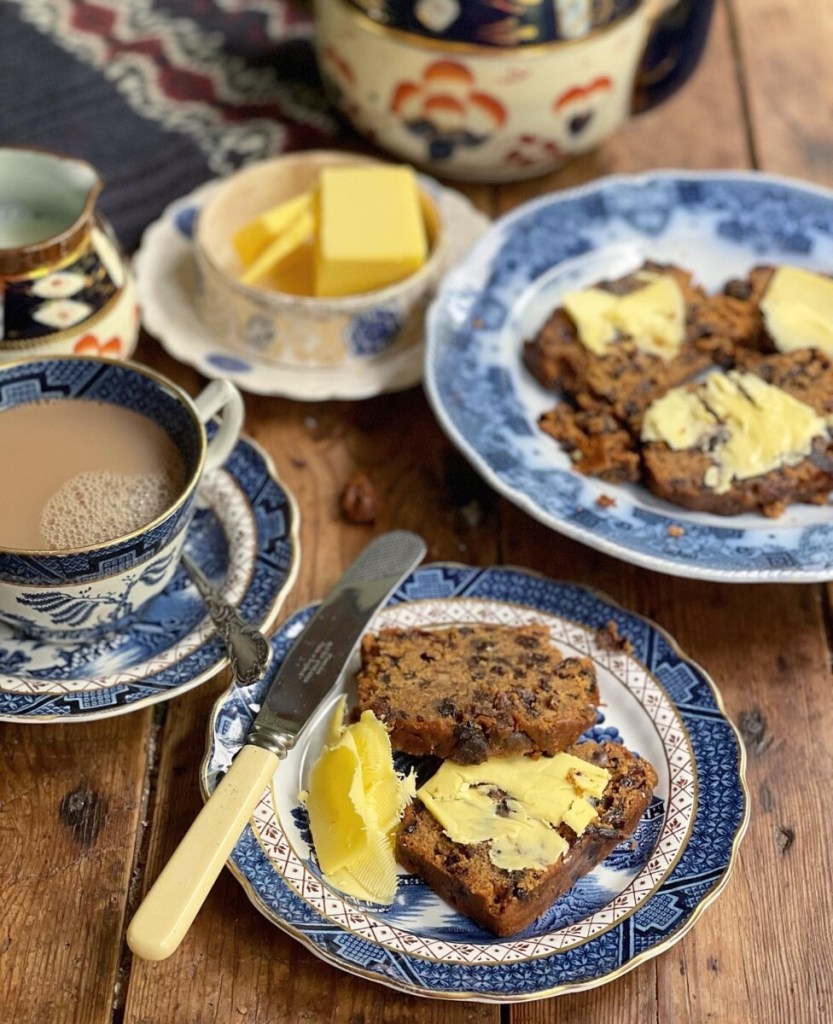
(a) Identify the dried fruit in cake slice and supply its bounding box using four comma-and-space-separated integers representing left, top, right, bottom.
356, 623, 599, 765
641, 350, 833, 516
395, 739, 657, 936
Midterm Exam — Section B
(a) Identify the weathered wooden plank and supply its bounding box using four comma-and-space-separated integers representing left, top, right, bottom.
727, 1, 833, 1020
731, 0, 833, 186
501, 525, 833, 1023
123, 376, 502, 1020
0, 711, 151, 1024
492, 2, 796, 1021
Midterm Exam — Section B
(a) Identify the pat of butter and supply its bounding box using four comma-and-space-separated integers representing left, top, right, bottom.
303, 700, 415, 904
233, 191, 314, 267
760, 266, 833, 355
315, 166, 428, 297
417, 752, 610, 872
562, 274, 686, 360
240, 207, 316, 286
642, 370, 831, 493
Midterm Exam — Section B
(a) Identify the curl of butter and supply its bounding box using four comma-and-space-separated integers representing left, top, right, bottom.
302, 697, 415, 904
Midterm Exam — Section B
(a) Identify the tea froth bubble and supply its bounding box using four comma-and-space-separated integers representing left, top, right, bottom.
40, 469, 182, 550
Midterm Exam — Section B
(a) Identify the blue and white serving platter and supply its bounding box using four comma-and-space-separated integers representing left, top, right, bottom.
0, 436, 299, 723
135, 177, 490, 401
425, 171, 833, 582
204, 565, 748, 1002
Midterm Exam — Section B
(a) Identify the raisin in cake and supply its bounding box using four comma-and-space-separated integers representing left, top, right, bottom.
642, 351, 833, 516
396, 740, 657, 936
356, 623, 599, 765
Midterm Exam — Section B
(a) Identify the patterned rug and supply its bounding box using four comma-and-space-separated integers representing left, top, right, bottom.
0, 0, 364, 250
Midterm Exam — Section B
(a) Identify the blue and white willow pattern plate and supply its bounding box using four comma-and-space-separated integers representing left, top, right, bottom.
0, 435, 298, 723
425, 171, 833, 582
204, 565, 748, 1002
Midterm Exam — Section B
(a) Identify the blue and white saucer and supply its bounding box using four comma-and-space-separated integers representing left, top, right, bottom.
204, 565, 748, 1002
425, 171, 833, 582
0, 436, 299, 723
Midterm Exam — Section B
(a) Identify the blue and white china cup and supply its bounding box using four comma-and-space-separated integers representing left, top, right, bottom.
0, 356, 244, 640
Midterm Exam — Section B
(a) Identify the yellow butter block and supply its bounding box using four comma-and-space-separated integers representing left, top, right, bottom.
262, 240, 315, 296
314, 166, 428, 298
240, 207, 316, 286
233, 190, 314, 267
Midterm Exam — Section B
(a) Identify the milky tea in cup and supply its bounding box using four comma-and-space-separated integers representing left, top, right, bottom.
0, 400, 186, 551
0, 357, 244, 640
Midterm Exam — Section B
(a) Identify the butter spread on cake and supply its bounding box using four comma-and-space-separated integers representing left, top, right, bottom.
415, 751, 610, 871
759, 266, 833, 355
641, 370, 830, 493
561, 272, 686, 360
396, 740, 657, 936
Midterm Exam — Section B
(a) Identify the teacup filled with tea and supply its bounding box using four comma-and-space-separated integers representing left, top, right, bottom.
0, 356, 244, 640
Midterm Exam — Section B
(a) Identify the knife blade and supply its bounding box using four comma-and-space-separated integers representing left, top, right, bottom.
127, 530, 426, 962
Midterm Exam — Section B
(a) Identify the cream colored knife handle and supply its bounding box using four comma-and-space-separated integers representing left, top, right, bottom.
127, 743, 278, 961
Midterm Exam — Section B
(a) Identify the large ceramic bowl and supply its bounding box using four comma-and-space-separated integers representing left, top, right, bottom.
194, 150, 446, 368
314, 0, 715, 181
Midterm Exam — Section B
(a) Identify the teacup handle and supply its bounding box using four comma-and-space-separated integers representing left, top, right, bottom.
633, 0, 716, 113
192, 379, 245, 473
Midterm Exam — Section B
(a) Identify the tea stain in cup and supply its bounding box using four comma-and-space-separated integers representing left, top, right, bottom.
0, 399, 186, 551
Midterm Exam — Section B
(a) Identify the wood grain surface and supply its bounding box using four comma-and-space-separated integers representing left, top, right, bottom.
1, 1, 832, 1022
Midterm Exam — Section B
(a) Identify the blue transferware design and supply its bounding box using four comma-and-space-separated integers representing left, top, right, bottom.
0, 358, 201, 585
9, 548, 179, 638
207, 353, 253, 373
205, 565, 748, 1001
349, 308, 403, 357
174, 205, 199, 239
425, 171, 833, 582
0, 435, 298, 722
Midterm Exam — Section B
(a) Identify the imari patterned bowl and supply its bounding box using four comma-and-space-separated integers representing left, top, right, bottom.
314, 0, 715, 181
203, 565, 748, 1001
194, 151, 447, 368
0, 356, 244, 641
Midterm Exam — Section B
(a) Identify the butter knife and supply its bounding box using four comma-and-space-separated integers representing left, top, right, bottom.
127, 530, 426, 961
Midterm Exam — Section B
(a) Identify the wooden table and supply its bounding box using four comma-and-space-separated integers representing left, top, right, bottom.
3, 1, 832, 1020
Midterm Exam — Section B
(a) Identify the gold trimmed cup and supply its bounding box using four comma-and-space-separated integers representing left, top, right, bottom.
0, 356, 244, 640
0, 146, 140, 361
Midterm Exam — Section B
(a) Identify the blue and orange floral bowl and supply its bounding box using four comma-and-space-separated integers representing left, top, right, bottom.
193, 151, 447, 369
314, 0, 716, 181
